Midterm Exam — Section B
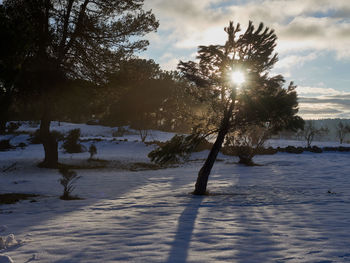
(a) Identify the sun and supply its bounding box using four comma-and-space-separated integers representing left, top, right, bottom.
230, 71, 245, 85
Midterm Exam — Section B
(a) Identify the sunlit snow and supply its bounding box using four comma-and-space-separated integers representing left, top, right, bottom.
1, 122, 350, 262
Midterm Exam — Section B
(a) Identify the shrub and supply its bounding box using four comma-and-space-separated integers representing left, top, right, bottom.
88, 144, 97, 159
58, 167, 81, 200
148, 134, 203, 165
0, 140, 14, 151
224, 124, 272, 166
17, 142, 27, 148
236, 146, 255, 165
285, 146, 304, 154
307, 146, 323, 153
51, 130, 65, 141
338, 146, 350, 152
193, 138, 213, 152
6, 122, 21, 133
62, 129, 83, 153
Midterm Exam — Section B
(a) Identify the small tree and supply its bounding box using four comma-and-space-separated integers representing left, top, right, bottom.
303, 120, 328, 147
226, 123, 273, 165
138, 129, 149, 143
58, 167, 81, 200
336, 121, 350, 144
62, 129, 83, 153
88, 144, 97, 159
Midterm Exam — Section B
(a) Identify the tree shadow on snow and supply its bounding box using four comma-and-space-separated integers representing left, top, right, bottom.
166, 196, 204, 263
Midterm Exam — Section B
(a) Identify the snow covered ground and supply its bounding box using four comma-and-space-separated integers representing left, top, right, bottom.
1, 122, 350, 262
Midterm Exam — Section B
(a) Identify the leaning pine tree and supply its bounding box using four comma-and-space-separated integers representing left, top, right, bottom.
178, 21, 304, 195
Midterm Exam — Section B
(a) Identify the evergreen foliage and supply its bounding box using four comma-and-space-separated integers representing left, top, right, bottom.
179, 21, 304, 194
62, 129, 83, 153
102, 59, 197, 132
148, 134, 203, 165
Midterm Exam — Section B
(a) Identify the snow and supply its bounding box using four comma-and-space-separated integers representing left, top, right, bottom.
266, 138, 350, 148
0, 235, 18, 250
15, 121, 176, 142
0, 255, 13, 263
1, 123, 350, 262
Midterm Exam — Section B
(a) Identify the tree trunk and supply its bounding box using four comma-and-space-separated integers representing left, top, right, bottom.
39, 114, 58, 168
193, 102, 234, 195
193, 126, 228, 195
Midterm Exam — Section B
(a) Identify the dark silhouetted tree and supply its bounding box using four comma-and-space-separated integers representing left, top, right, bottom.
103, 59, 163, 128
0, 2, 38, 133
2, 0, 158, 167
179, 21, 303, 195
103, 59, 197, 132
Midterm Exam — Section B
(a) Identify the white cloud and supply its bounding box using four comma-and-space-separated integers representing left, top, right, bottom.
142, 0, 350, 118
276, 16, 350, 58
296, 85, 350, 119
145, 0, 350, 59
273, 52, 318, 77
296, 86, 343, 97
160, 58, 180, 71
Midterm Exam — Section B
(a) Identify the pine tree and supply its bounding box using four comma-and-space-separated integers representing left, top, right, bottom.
179, 21, 303, 195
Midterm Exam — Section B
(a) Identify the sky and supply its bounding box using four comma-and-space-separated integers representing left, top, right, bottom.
141, 0, 350, 119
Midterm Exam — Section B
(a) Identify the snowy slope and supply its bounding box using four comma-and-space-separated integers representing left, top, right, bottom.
1, 123, 350, 262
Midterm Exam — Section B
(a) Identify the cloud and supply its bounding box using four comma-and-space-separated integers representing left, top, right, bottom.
300, 97, 350, 107
142, 0, 350, 119
160, 58, 180, 71
276, 16, 350, 58
298, 107, 343, 119
145, 0, 350, 59
298, 91, 350, 119
145, 0, 230, 50
291, 83, 350, 119
273, 52, 318, 76
299, 108, 342, 114
296, 86, 344, 97
159, 53, 180, 70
